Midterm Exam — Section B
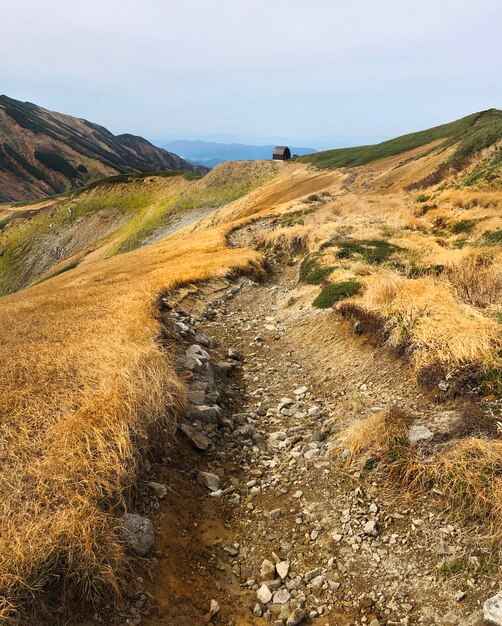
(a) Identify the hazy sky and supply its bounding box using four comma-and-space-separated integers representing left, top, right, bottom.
2, 0, 501, 148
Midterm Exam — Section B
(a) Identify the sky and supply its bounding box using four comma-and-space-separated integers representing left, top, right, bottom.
1, 0, 502, 149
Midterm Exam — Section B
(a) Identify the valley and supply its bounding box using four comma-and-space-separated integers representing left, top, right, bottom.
0, 110, 500, 625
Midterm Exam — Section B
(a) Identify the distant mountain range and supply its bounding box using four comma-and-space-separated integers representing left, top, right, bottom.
162, 140, 317, 168
0, 95, 206, 202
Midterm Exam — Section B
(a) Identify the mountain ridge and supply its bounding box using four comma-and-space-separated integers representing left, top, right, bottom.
0, 95, 206, 201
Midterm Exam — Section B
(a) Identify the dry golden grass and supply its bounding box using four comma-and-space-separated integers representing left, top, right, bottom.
445, 250, 502, 308
340, 411, 502, 546
403, 438, 502, 544
0, 162, 340, 621
353, 276, 502, 375
338, 407, 409, 461
0, 224, 262, 621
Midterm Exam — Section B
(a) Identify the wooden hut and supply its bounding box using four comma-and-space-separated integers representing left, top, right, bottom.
272, 146, 291, 161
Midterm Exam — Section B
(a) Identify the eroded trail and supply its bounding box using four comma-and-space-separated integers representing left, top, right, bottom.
135, 223, 493, 626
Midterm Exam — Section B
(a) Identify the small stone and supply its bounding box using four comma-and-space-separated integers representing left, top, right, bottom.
276, 561, 290, 579
224, 545, 239, 557
227, 348, 242, 361
261, 559, 276, 580
294, 386, 308, 395
484, 592, 502, 625
363, 520, 378, 536
286, 607, 306, 625
273, 588, 291, 604
197, 471, 220, 492
257, 583, 272, 604
369, 620, 380, 626
209, 599, 220, 617
121, 513, 155, 557
180, 423, 210, 451
409, 424, 434, 444
146, 482, 167, 498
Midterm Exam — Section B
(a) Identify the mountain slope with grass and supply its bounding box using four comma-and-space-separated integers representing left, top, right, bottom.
0, 95, 206, 202
0, 113, 500, 624
299, 108, 502, 187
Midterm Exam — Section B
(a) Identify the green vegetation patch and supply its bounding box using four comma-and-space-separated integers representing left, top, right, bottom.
449, 218, 483, 235
329, 238, 403, 264
299, 253, 335, 284
312, 279, 363, 308
279, 206, 317, 228
481, 229, 502, 246
35, 151, 78, 178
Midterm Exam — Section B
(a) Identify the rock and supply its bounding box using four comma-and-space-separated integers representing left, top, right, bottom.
224, 545, 239, 557
209, 598, 220, 618
146, 482, 167, 498
197, 471, 220, 492
261, 559, 276, 580
195, 333, 215, 348
257, 583, 272, 604
305, 568, 321, 581
188, 404, 221, 423
363, 520, 378, 536
273, 588, 291, 604
484, 593, 502, 625
186, 344, 211, 363
294, 386, 308, 395
438, 380, 450, 391
212, 361, 235, 378
409, 424, 434, 444
180, 423, 210, 451
369, 620, 380, 626
227, 348, 242, 361
276, 561, 290, 579
286, 608, 306, 625
121, 513, 155, 556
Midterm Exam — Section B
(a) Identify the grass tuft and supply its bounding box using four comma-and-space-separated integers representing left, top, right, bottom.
312, 279, 363, 308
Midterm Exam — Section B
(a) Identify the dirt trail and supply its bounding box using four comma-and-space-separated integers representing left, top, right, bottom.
130, 221, 495, 626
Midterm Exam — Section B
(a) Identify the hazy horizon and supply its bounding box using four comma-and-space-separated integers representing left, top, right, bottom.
2, 0, 501, 150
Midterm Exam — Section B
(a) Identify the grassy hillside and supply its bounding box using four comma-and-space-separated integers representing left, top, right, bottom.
0, 115, 501, 622
0, 162, 278, 295
0, 160, 338, 621
299, 109, 502, 180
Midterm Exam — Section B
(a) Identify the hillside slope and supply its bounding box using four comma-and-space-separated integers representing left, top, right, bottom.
300, 109, 502, 188
0, 95, 206, 201
0, 115, 500, 623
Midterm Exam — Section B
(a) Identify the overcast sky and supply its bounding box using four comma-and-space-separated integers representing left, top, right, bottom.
1, 0, 501, 149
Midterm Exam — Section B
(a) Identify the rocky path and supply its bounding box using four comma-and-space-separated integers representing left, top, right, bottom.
131, 225, 498, 626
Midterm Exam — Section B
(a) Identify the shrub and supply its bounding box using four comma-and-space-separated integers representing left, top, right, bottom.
449, 218, 481, 235
312, 279, 363, 308
299, 253, 334, 284
482, 229, 502, 245
333, 238, 402, 264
